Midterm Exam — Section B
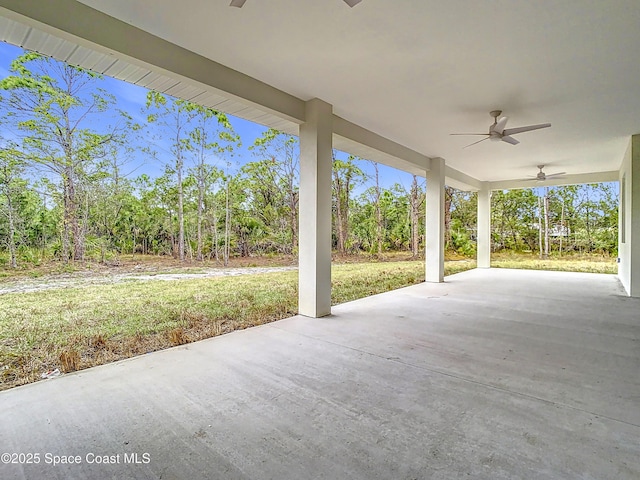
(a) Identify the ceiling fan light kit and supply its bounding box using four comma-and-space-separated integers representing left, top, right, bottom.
451, 110, 551, 148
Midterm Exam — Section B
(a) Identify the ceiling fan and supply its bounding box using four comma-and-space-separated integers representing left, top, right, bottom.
525, 165, 566, 182
451, 110, 551, 148
230, 0, 362, 7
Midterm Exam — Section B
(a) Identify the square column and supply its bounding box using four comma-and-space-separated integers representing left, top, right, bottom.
477, 185, 491, 268
631, 135, 640, 297
298, 99, 333, 317
625, 135, 640, 297
425, 158, 445, 282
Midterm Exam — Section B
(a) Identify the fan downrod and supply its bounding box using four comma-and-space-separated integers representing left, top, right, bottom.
489, 110, 502, 120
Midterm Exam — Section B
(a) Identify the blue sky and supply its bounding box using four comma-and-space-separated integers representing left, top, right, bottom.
0, 41, 418, 193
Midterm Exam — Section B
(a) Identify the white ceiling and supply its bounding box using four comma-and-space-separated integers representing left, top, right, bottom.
9, 0, 640, 182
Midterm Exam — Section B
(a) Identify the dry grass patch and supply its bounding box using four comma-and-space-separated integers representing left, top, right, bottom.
0, 271, 299, 390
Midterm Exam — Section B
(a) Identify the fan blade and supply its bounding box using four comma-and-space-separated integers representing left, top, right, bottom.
501, 135, 520, 145
344, 0, 363, 6
463, 137, 490, 149
545, 172, 566, 178
450, 133, 489, 136
230, 0, 246, 6
503, 123, 551, 136
492, 116, 508, 134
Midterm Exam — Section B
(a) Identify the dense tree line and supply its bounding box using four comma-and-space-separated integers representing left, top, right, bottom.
446, 185, 618, 257
0, 52, 618, 267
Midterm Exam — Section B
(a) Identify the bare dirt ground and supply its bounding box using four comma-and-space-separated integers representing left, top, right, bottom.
0, 255, 301, 295
0, 253, 420, 295
0, 265, 300, 295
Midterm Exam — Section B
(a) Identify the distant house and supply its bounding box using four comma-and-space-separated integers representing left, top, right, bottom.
550, 224, 570, 237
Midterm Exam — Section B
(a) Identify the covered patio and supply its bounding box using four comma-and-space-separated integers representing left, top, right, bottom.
2, 268, 639, 479
0, 0, 638, 311
0, 2, 639, 479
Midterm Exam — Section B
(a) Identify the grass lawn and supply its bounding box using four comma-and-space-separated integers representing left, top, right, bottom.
491, 252, 617, 274
1, 260, 451, 390
0, 254, 616, 391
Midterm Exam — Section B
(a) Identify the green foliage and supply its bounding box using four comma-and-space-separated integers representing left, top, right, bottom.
0, 50, 129, 263
449, 218, 476, 256
0, 50, 621, 265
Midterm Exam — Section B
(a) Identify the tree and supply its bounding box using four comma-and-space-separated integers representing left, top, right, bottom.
444, 186, 454, 246
146, 93, 240, 261
369, 161, 384, 256
0, 141, 25, 268
0, 52, 126, 262
146, 92, 198, 261
446, 187, 477, 256
186, 107, 238, 261
247, 129, 299, 254
491, 189, 538, 252
332, 154, 365, 255
383, 184, 411, 251
409, 175, 425, 257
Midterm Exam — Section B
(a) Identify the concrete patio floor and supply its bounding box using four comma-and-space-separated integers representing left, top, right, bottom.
1, 268, 639, 480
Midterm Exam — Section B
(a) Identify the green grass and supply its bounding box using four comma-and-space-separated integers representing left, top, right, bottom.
2, 261, 453, 390
491, 252, 617, 274
0, 254, 614, 390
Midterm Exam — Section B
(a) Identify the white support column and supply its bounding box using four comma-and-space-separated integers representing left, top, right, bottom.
477, 184, 491, 268
630, 135, 640, 297
425, 158, 445, 283
298, 99, 333, 317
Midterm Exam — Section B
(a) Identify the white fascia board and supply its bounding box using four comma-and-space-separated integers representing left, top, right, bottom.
489, 171, 620, 190
333, 116, 430, 175
445, 165, 482, 192
0, 0, 305, 124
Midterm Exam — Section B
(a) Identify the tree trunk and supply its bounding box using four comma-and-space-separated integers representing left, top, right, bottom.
224, 179, 230, 267
444, 186, 453, 247
341, 176, 351, 255
289, 181, 298, 254
334, 174, 345, 255
538, 196, 543, 258
177, 155, 185, 262
372, 163, 383, 256
410, 175, 420, 257
543, 191, 550, 257
336, 202, 345, 255
212, 208, 219, 263
62, 173, 74, 262
559, 201, 565, 256
6, 194, 17, 268
196, 175, 204, 262
76, 189, 89, 261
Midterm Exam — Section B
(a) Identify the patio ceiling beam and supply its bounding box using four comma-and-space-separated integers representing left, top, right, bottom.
445, 165, 483, 192
0, 0, 305, 124
332, 116, 431, 175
